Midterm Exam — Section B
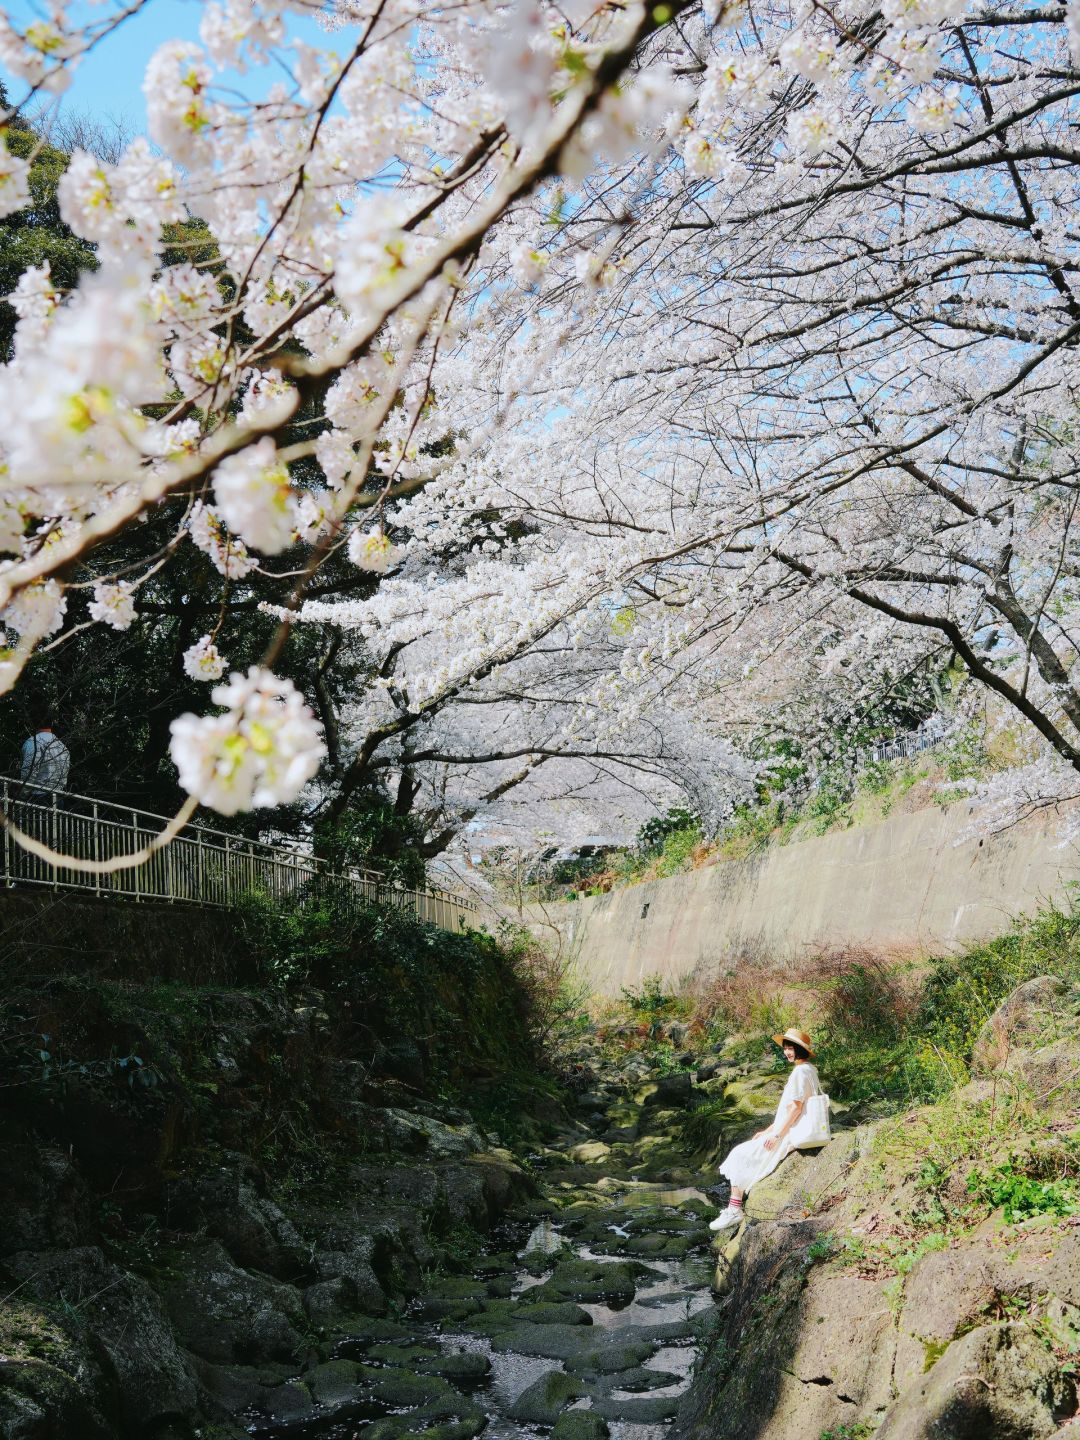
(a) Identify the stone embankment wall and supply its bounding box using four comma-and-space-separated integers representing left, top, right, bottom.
525, 802, 1080, 993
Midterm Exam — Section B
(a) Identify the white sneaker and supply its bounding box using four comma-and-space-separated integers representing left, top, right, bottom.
709, 1205, 744, 1233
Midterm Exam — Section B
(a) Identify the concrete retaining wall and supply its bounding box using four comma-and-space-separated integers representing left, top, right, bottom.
524, 802, 1080, 994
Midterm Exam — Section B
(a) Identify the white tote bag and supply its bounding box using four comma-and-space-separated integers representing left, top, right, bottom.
795, 1092, 831, 1149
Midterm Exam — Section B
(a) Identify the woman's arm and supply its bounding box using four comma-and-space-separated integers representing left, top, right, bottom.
763, 1099, 805, 1150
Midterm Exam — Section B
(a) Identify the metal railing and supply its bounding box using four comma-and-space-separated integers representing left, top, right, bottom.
0, 775, 476, 933
860, 721, 947, 768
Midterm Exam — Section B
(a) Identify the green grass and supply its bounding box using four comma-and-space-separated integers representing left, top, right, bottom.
966, 1156, 1080, 1223
819, 1421, 878, 1440
819, 899, 1080, 1104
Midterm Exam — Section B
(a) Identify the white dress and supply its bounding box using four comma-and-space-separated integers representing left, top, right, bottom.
719, 1062, 823, 1192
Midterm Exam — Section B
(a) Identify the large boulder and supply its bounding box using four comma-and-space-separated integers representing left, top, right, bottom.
553, 1410, 610, 1440
312, 1232, 388, 1315
162, 1240, 307, 1365
4, 1247, 199, 1434
971, 976, 1071, 1074
0, 1148, 90, 1258
381, 1109, 485, 1158
895, 1224, 1080, 1394
0, 1358, 114, 1440
163, 1163, 304, 1278
876, 1321, 1074, 1439
635, 1073, 694, 1109
194, 1358, 316, 1429
508, 1371, 587, 1423
529, 1259, 640, 1306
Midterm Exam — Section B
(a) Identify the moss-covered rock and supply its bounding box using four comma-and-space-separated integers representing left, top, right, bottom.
416, 1352, 491, 1381
356, 1365, 459, 1409
552, 1409, 611, 1440
528, 1258, 639, 1305
564, 1340, 657, 1375
305, 1358, 364, 1408
368, 1343, 440, 1366
592, 1393, 681, 1422
514, 1300, 595, 1327
508, 1370, 588, 1423
161, 1239, 306, 1366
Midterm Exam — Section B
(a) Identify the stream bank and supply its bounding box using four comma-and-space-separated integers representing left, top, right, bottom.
3, 905, 1079, 1440
0, 908, 727, 1440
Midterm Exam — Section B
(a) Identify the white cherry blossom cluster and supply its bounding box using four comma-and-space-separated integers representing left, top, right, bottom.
212, 440, 298, 556
88, 580, 137, 631
1, 579, 66, 640
0, 136, 30, 219
169, 667, 325, 813
188, 503, 257, 580
183, 634, 227, 682
348, 528, 402, 573
58, 140, 183, 254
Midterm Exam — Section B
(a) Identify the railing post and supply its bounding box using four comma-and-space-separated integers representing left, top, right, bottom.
50, 791, 58, 891
131, 809, 140, 902
224, 835, 231, 907
2, 777, 9, 889
92, 800, 101, 897
164, 825, 174, 903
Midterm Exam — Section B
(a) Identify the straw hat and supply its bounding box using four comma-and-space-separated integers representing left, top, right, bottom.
772, 1028, 816, 1058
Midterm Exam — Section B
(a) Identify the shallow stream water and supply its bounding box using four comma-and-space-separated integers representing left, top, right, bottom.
266, 1166, 719, 1440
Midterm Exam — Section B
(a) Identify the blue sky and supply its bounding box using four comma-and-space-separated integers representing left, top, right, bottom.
4, 0, 201, 130
2, 0, 353, 134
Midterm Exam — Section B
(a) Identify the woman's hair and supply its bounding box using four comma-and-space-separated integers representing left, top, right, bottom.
787, 1040, 810, 1061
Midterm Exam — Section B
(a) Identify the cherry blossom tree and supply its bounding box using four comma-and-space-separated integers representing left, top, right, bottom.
2, 0, 1078, 855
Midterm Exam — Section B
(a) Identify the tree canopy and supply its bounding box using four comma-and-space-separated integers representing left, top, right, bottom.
1, 0, 1079, 865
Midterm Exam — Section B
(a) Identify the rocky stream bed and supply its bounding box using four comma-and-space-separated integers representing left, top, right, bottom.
222, 1063, 724, 1440
3, 971, 1080, 1440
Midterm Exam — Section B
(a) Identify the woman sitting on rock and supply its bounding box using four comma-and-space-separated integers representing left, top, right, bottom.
709, 1028, 825, 1233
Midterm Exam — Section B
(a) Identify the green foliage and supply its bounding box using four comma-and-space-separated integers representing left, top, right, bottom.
967, 1158, 1079, 1224
804, 1233, 840, 1265
619, 975, 676, 1034
636, 807, 700, 854
315, 798, 428, 886
820, 900, 1080, 1104
943, 727, 991, 782
648, 1042, 696, 1074
549, 850, 612, 891
0, 117, 97, 361
651, 820, 703, 876
236, 893, 540, 1097
859, 760, 893, 796
719, 799, 792, 855
892, 1231, 948, 1274
804, 767, 853, 835
819, 1421, 877, 1440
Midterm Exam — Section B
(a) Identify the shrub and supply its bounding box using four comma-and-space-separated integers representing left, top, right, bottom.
690, 948, 795, 1050
803, 767, 853, 834
620, 975, 677, 1034
859, 760, 893, 796
236, 892, 542, 1096
824, 902, 1080, 1102
653, 821, 704, 877
808, 947, 921, 1100
637, 807, 701, 854
967, 1157, 1080, 1223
